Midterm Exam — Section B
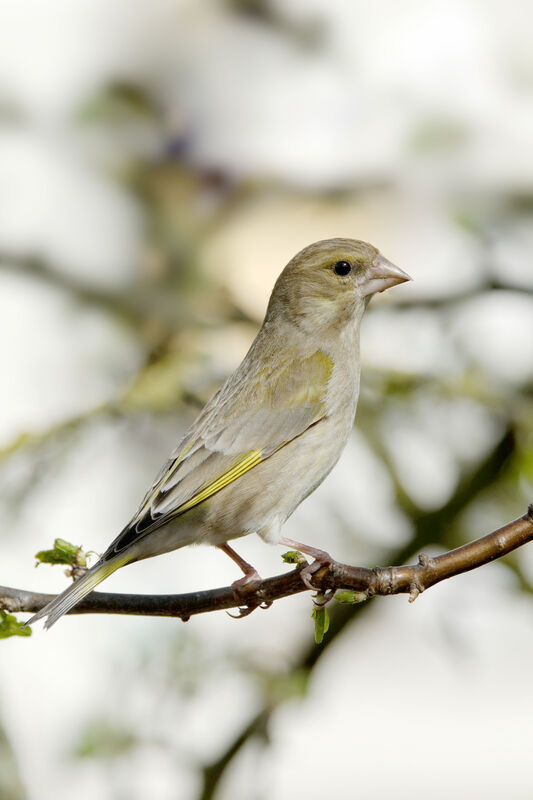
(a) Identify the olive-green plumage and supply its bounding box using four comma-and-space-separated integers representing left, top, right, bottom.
27, 238, 410, 629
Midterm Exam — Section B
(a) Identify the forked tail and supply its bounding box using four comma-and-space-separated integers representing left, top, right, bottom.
26, 554, 131, 629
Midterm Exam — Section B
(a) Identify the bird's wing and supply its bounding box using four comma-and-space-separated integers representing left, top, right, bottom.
104, 350, 333, 557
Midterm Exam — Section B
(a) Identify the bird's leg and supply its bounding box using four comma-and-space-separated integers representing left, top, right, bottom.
218, 543, 262, 603
280, 537, 334, 592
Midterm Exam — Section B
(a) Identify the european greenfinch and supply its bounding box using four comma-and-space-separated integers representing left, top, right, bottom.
27, 238, 410, 628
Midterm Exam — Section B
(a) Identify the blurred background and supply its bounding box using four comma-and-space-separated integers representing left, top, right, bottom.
1, 1, 533, 798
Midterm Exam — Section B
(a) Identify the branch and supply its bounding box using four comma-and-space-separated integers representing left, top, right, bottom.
1, 505, 532, 621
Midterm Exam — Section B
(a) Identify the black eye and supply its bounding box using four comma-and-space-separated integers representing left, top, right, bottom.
334, 260, 352, 276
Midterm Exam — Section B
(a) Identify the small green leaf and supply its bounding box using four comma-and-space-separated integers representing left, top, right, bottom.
312, 604, 330, 644
73, 719, 137, 759
0, 610, 32, 639
281, 550, 307, 565
35, 538, 86, 567
78, 83, 156, 124
335, 590, 368, 605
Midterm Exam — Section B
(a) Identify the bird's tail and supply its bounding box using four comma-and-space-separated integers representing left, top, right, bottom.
26, 554, 131, 630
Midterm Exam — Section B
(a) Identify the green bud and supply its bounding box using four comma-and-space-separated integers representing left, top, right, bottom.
334, 590, 368, 604
0, 611, 32, 639
281, 550, 307, 565
35, 538, 87, 567
312, 604, 330, 644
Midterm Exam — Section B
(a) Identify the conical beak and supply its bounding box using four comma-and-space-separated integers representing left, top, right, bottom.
360, 254, 412, 297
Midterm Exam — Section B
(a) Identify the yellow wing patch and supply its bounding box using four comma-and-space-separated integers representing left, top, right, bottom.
265, 350, 333, 411
174, 449, 263, 516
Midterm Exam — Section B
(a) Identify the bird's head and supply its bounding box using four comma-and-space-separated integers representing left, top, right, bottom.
266, 238, 410, 332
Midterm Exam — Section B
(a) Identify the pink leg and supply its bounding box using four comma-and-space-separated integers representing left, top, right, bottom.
218, 543, 262, 602
280, 537, 333, 591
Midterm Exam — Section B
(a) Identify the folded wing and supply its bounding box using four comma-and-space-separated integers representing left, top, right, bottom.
104, 350, 333, 557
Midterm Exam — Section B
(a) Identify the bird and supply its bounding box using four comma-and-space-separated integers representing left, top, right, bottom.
27, 238, 410, 629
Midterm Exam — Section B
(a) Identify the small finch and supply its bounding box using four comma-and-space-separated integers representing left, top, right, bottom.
27, 238, 410, 628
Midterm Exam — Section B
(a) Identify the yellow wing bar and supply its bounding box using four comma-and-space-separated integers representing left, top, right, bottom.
174, 449, 263, 516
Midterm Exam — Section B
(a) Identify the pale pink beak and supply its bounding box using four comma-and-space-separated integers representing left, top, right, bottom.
360, 254, 411, 297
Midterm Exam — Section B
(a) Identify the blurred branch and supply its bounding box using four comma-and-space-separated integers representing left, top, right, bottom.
0, 404, 110, 463
0, 255, 202, 342
200, 710, 270, 800
1, 505, 532, 620
227, 0, 323, 48
0, 255, 146, 328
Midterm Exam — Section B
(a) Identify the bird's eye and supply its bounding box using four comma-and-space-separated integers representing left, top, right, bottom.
334, 260, 352, 276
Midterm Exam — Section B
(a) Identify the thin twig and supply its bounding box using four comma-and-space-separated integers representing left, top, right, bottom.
1, 505, 531, 621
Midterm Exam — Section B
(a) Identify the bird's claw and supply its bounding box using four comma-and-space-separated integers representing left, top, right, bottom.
313, 588, 336, 605
226, 570, 264, 619
300, 553, 333, 592
226, 604, 258, 619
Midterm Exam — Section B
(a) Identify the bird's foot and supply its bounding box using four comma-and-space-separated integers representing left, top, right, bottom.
218, 542, 263, 616
226, 569, 265, 619
280, 538, 334, 592
300, 555, 333, 592
231, 569, 262, 603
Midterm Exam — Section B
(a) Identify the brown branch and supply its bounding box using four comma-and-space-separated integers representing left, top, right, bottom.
1, 505, 532, 621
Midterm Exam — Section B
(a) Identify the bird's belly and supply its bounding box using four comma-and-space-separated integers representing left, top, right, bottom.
199, 414, 352, 546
